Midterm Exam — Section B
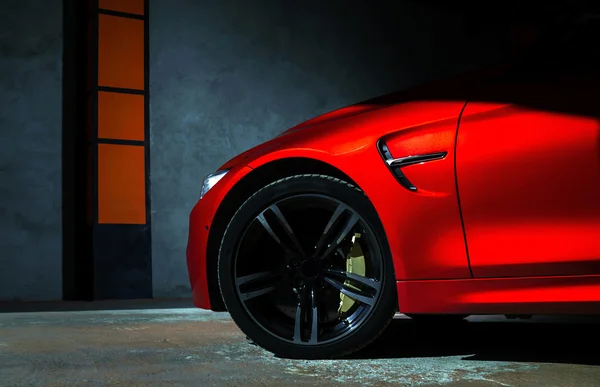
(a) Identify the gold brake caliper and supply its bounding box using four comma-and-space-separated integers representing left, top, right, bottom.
338, 232, 366, 316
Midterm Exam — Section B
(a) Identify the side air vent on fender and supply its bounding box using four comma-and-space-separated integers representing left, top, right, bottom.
376, 139, 447, 192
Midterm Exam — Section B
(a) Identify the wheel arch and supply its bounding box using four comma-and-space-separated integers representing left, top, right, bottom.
206, 157, 361, 311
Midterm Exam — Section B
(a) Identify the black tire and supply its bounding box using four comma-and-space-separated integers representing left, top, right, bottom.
406, 314, 469, 324
218, 174, 397, 359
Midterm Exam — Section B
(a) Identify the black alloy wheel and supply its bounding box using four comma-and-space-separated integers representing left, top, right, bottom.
218, 174, 397, 359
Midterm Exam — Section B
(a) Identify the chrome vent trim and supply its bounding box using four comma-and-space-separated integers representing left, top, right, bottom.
376, 139, 447, 192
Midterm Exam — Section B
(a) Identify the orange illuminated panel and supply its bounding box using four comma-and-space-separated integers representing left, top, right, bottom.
98, 91, 145, 141
98, 143, 146, 224
99, 0, 145, 15
98, 14, 144, 90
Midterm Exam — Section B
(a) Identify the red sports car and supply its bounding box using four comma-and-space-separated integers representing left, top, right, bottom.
186, 20, 600, 358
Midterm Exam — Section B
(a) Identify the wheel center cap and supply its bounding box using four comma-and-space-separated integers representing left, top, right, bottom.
300, 259, 321, 279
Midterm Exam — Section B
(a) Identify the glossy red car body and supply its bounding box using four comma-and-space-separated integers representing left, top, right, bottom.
187, 61, 600, 316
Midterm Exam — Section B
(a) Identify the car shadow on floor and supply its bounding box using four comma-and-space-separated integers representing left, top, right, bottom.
346, 315, 600, 365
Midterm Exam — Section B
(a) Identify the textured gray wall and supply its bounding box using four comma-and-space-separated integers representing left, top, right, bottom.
0, 1, 63, 300
149, 0, 502, 297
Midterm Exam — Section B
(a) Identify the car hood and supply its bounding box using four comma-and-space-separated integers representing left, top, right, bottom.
277, 103, 388, 137
220, 63, 509, 170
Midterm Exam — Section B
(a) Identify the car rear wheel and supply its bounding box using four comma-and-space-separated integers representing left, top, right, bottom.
218, 174, 397, 359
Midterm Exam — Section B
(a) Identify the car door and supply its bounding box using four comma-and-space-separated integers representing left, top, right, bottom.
455, 20, 600, 278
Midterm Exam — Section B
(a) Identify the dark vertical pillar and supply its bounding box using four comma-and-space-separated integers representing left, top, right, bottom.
63, 0, 94, 300
63, 0, 152, 300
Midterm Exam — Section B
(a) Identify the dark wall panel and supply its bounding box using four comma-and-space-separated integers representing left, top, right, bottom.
0, 0, 63, 301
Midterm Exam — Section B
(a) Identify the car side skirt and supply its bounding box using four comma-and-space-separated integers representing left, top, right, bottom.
397, 275, 600, 315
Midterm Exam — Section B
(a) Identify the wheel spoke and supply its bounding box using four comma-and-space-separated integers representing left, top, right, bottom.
236, 270, 280, 302
309, 288, 319, 344
269, 205, 306, 256
324, 269, 381, 292
321, 213, 360, 258
239, 285, 277, 301
293, 303, 303, 343
294, 285, 319, 344
235, 270, 279, 287
314, 204, 346, 256
293, 286, 311, 343
315, 204, 360, 258
323, 277, 377, 306
257, 204, 305, 255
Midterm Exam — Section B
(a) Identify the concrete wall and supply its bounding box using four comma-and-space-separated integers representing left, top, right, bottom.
149, 0, 504, 297
0, 1, 63, 300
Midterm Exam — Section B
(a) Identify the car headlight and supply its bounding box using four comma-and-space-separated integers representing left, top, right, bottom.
200, 170, 229, 199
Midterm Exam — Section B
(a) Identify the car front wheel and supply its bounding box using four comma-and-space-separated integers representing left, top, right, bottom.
218, 174, 397, 359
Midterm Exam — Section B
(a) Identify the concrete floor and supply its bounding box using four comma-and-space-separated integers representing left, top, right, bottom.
1, 301, 599, 386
